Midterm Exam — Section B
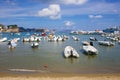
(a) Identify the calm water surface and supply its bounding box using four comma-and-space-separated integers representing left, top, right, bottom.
0, 32, 120, 74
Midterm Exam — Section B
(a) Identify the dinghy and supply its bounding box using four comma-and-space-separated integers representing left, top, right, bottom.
31, 42, 39, 48
83, 45, 98, 55
64, 46, 79, 58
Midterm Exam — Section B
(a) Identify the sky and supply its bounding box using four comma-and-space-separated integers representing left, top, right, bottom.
0, 0, 120, 30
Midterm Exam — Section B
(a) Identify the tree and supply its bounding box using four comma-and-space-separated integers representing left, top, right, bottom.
7, 24, 18, 29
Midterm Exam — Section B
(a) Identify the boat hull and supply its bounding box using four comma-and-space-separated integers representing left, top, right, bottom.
64, 46, 79, 58
83, 46, 98, 55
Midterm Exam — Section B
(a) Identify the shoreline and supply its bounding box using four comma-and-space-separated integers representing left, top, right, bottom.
0, 73, 120, 80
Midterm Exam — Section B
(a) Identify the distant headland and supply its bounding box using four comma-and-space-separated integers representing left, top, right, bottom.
0, 24, 48, 33
0, 24, 120, 34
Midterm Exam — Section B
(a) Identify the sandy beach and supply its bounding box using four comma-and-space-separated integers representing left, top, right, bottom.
0, 73, 120, 80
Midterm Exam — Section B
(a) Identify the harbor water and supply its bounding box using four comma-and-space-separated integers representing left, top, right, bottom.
0, 31, 120, 74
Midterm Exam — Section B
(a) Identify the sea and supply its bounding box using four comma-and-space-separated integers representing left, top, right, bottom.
0, 31, 120, 74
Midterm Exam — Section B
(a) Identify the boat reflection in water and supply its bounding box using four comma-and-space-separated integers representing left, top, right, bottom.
65, 58, 79, 64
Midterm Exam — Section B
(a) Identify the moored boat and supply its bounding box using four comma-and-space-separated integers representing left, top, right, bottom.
118, 41, 120, 44
8, 40, 17, 49
89, 37, 97, 41
72, 36, 79, 41
64, 46, 79, 58
82, 45, 98, 55
82, 41, 90, 46
0, 37, 7, 42
31, 42, 39, 48
98, 41, 114, 46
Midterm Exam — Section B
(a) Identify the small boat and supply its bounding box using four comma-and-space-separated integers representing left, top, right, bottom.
61, 35, 69, 41
8, 40, 17, 49
89, 37, 97, 41
82, 41, 90, 46
41, 32, 46, 36
72, 36, 79, 41
83, 45, 98, 55
0, 37, 7, 42
82, 41, 94, 46
64, 46, 79, 58
31, 42, 39, 48
22, 38, 29, 42
57, 36, 63, 41
98, 41, 114, 46
110, 37, 119, 41
118, 41, 120, 45
70, 31, 79, 35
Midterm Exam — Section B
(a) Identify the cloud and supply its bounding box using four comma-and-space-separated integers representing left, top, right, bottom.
29, 0, 88, 5
62, 2, 120, 15
64, 21, 75, 27
60, 0, 88, 5
38, 4, 61, 19
89, 15, 103, 19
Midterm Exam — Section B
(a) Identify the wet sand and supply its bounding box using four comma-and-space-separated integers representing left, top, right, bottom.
0, 73, 120, 80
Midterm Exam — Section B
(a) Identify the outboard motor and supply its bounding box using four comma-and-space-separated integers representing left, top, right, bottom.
70, 50, 73, 57
90, 41, 93, 46
95, 38, 97, 41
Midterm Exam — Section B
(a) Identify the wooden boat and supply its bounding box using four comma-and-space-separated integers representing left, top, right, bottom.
64, 46, 79, 58
83, 45, 98, 55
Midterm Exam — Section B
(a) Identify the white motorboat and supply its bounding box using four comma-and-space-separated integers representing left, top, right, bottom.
70, 31, 79, 35
83, 45, 98, 55
89, 37, 97, 41
64, 46, 79, 58
0, 37, 7, 42
82, 41, 90, 46
98, 41, 114, 46
22, 38, 29, 42
72, 36, 79, 41
118, 41, 120, 45
31, 42, 39, 48
82, 41, 94, 46
8, 40, 17, 49
22, 36, 41, 42
57, 36, 63, 41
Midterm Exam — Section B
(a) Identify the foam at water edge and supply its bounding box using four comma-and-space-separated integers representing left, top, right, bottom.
8, 69, 50, 73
